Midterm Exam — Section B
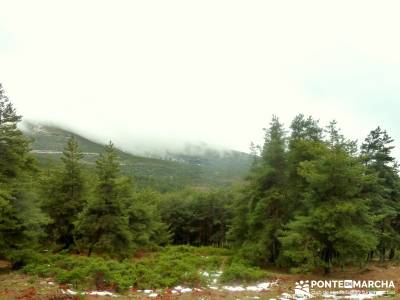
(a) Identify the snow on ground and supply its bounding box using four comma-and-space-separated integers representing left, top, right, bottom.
201, 271, 209, 277
133, 275, 278, 298
59, 268, 389, 300
87, 291, 116, 296
148, 292, 158, 298
220, 280, 277, 293
60, 280, 391, 299
138, 268, 279, 297
61, 289, 77, 296
222, 285, 246, 292
174, 285, 193, 293
61, 289, 117, 297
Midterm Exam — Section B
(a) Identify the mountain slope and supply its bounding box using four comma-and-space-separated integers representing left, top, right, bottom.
22, 122, 251, 191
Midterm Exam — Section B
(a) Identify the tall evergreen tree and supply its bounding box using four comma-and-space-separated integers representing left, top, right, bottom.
286, 114, 324, 215
230, 116, 288, 264
74, 142, 131, 257
116, 180, 170, 249
0, 83, 47, 267
361, 127, 400, 261
160, 188, 232, 246
280, 123, 377, 274
42, 136, 87, 249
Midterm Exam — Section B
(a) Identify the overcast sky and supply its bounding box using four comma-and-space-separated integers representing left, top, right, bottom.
1, 1, 400, 156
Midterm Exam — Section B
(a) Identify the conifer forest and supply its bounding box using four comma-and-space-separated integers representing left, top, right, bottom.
1, 83, 400, 299
1, 1, 400, 299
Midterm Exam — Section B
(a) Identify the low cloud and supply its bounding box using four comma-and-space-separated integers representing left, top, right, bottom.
2, 1, 400, 158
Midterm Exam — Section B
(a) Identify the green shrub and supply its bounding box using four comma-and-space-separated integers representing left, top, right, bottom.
22, 245, 228, 292
220, 261, 269, 283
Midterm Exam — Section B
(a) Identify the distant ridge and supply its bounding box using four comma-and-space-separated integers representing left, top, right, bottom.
21, 121, 251, 191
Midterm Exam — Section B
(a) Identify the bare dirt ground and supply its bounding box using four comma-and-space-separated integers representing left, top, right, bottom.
1, 261, 400, 299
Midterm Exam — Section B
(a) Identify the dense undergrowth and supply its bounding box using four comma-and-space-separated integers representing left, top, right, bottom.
21, 246, 270, 293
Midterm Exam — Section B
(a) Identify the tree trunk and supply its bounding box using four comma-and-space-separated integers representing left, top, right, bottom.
389, 248, 395, 260
380, 247, 385, 262
88, 244, 94, 257
323, 247, 332, 275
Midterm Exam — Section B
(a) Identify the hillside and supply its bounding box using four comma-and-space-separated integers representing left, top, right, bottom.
22, 122, 251, 191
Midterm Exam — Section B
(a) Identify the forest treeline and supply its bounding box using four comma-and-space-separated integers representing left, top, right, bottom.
1, 83, 400, 275
230, 115, 400, 274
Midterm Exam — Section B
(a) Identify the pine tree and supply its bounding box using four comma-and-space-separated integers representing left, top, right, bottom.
116, 179, 170, 249
361, 127, 400, 261
230, 116, 288, 264
42, 136, 87, 249
159, 188, 232, 246
280, 123, 377, 274
290, 114, 323, 142
286, 114, 324, 215
74, 142, 131, 257
0, 83, 47, 267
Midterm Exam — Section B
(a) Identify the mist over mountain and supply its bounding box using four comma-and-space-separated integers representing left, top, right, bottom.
20, 120, 244, 159
20, 120, 252, 191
